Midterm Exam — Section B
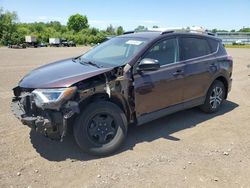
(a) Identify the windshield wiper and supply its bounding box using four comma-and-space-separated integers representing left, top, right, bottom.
72, 57, 80, 63
80, 60, 101, 68
72, 56, 101, 68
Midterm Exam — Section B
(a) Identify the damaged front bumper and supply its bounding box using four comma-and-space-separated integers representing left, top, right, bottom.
11, 89, 79, 141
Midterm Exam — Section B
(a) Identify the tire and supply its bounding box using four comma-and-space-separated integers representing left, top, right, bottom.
200, 80, 226, 113
74, 101, 128, 156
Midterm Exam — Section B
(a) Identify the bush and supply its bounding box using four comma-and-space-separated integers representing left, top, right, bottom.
0, 8, 117, 46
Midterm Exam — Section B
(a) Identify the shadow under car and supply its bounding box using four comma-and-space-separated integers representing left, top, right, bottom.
30, 100, 238, 161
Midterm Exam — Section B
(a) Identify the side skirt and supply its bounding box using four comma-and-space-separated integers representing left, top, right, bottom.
136, 97, 205, 126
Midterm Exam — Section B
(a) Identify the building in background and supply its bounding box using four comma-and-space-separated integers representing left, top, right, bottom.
216, 32, 250, 45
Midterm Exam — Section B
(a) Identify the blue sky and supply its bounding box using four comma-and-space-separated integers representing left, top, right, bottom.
1, 0, 250, 30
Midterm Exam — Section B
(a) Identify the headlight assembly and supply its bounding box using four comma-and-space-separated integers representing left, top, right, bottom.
32, 87, 77, 109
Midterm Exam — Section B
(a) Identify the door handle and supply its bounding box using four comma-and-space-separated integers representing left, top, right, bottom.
173, 69, 184, 76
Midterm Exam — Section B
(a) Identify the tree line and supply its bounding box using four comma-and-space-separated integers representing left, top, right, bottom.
0, 8, 124, 46
1, 7, 250, 46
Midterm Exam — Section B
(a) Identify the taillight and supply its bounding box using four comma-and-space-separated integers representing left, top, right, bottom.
227, 55, 233, 61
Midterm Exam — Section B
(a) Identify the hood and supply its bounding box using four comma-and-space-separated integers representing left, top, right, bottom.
19, 58, 113, 88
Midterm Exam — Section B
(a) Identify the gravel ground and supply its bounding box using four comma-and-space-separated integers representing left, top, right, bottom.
0, 47, 249, 188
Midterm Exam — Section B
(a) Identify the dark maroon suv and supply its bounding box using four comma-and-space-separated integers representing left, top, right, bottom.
11, 30, 233, 156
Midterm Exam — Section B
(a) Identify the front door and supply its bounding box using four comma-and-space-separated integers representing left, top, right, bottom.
133, 37, 186, 117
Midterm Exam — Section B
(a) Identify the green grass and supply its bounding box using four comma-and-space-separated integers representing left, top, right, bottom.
225, 44, 250, 49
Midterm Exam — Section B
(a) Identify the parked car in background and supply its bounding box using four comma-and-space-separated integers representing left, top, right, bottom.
61, 39, 76, 47
11, 29, 233, 156
38, 42, 48, 47
233, 40, 244, 45
8, 43, 26, 49
68, 41, 76, 47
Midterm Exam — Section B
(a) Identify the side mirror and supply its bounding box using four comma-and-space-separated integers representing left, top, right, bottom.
137, 58, 160, 72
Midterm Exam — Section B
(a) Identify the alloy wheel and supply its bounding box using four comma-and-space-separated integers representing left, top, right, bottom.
210, 86, 223, 109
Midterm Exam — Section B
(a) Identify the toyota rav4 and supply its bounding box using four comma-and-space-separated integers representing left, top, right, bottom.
11, 30, 233, 156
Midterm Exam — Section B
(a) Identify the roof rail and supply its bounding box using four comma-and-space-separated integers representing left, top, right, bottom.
160, 28, 216, 36
123, 31, 135, 35
123, 28, 216, 37
161, 30, 175, 35
187, 29, 216, 36
206, 32, 216, 36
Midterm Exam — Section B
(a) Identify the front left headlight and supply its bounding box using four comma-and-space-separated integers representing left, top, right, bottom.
32, 87, 77, 109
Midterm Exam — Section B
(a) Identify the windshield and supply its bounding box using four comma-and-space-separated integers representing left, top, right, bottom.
80, 37, 149, 67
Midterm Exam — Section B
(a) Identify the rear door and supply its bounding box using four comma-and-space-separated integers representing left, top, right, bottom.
179, 36, 218, 102
133, 37, 186, 116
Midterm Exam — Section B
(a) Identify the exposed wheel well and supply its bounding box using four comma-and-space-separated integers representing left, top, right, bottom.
215, 76, 228, 99
79, 93, 130, 121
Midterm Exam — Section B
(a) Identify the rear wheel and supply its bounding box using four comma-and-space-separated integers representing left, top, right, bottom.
74, 101, 127, 156
200, 80, 226, 113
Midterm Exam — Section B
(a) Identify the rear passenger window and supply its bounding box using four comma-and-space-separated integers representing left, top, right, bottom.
143, 38, 178, 66
181, 37, 211, 60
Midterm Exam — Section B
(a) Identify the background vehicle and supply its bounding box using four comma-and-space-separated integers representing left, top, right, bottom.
25, 36, 38, 48
8, 43, 26, 49
49, 38, 60, 47
61, 39, 76, 47
233, 40, 244, 45
38, 42, 48, 47
68, 41, 76, 47
11, 30, 233, 156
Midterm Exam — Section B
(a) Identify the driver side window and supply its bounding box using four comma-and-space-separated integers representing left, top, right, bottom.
143, 38, 179, 66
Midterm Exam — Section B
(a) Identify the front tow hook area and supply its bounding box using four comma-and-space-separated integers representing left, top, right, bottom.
21, 116, 37, 129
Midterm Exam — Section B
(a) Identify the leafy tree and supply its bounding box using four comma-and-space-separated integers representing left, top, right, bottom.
90, 27, 99, 35
153, 25, 159, 28
47, 21, 63, 31
211, 29, 217, 33
67, 14, 89, 32
134, 25, 147, 32
0, 8, 18, 45
116, 26, 124, 35
33, 22, 46, 33
0, 9, 107, 45
211, 28, 228, 33
239, 27, 250, 32
106, 24, 115, 34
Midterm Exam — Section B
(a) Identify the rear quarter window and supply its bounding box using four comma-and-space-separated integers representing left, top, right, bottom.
217, 42, 228, 56
180, 37, 211, 60
208, 38, 219, 53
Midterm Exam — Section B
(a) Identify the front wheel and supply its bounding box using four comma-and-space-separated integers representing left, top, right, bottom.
200, 80, 226, 113
74, 101, 128, 156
